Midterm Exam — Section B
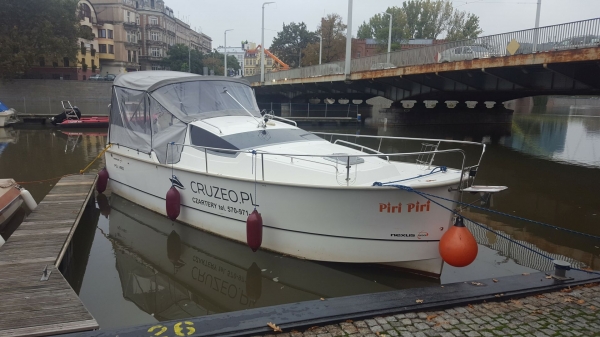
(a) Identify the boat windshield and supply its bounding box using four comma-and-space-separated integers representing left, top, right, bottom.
190, 125, 325, 151
151, 80, 261, 121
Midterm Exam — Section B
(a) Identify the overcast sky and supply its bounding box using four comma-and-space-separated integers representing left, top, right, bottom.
166, 0, 599, 49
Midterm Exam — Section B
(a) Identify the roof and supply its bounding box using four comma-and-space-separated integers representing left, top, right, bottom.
113, 71, 249, 92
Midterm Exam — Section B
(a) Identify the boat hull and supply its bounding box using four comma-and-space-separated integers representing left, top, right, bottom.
106, 150, 459, 276
54, 117, 109, 128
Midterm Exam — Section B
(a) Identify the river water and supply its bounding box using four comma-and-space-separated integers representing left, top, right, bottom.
0, 105, 598, 330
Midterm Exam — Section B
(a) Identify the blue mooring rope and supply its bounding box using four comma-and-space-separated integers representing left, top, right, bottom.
372, 182, 600, 275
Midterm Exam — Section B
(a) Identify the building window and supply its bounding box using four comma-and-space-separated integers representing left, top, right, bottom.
136, 15, 140, 25
151, 31, 159, 41
151, 0, 155, 8
98, 29, 106, 38
152, 65, 161, 70
91, 59, 95, 68
133, 50, 137, 62
81, 57, 85, 66
99, 44, 107, 53
39, 57, 45, 67
63, 57, 69, 67
108, 29, 113, 39
126, 11, 131, 22
127, 31, 137, 43
128, 50, 132, 62
150, 17, 158, 25
80, 3, 92, 21
108, 45, 114, 54
150, 47, 160, 57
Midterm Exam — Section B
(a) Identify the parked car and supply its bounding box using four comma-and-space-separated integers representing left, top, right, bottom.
105, 74, 116, 81
553, 35, 600, 51
438, 45, 492, 63
89, 74, 105, 81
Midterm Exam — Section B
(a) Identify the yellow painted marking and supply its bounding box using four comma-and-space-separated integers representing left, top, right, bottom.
174, 321, 196, 336
148, 324, 168, 336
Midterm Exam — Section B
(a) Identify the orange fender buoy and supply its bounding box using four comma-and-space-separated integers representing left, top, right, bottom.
246, 209, 263, 252
439, 216, 478, 267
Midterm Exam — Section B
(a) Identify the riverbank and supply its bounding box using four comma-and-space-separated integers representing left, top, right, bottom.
259, 282, 600, 337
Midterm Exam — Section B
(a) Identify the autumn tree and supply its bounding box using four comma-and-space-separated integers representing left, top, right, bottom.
0, 0, 81, 79
301, 13, 347, 66
357, 0, 482, 49
270, 22, 318, 68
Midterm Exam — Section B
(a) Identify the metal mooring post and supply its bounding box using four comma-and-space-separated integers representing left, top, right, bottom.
40, 264, 52, 281
551, 260, 573, 281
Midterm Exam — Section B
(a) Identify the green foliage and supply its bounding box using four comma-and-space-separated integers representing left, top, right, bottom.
0, 0, 81, 79
445, 12, 482, 41
270, 22, 318, 68
82, 63, 88, 71
162, 45, 241, 76
161, 44, 203, 74
301, 13, 347, 66
357, 0, 482, 47
92, 64, 97, 72
79, 25, 95, 40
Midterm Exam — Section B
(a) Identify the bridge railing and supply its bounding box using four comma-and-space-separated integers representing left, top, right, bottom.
261, 17, 600, 82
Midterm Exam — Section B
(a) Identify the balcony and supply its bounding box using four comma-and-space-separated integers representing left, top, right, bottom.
146, 40, 166, 46
139, 55, 163, 62
123, 21, 138, 29
125, 41, 140, 48
146, 23, 164, 30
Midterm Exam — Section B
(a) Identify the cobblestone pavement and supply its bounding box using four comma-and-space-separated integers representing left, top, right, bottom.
259, 283, 600, 337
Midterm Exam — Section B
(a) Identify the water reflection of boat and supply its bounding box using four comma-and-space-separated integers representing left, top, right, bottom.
59, 131, 108, 153
108, 194, 434, 320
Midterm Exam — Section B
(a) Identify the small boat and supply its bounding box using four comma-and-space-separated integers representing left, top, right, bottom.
50, 101, 109, 128
0, 100, 18, 128
104, 71, 506, 277
0, 179, 37, 247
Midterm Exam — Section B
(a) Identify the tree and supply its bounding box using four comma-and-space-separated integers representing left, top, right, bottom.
270, 22, 318, 68
301, 13, 347, 66
161, 44, 203, 73
445, 12, 482, 41
356, 0, 482, 47
226, 55, 240, 74
0, 0, 81, 79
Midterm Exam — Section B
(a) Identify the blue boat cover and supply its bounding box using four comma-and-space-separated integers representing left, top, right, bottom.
0, 100, 9, 112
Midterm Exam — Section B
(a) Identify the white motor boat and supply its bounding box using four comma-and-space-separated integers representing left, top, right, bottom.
0, 100, 17, 128
0, 179, 37, 247
104, 71, 504, 277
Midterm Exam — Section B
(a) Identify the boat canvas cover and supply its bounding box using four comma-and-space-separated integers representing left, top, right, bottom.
110, 71, 260, 163
0, 100, 9, 112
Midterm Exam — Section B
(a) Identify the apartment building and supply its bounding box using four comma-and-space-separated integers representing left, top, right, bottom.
215, 46, 245, 76
90, 0, 212, 73
28, 0, 103, 80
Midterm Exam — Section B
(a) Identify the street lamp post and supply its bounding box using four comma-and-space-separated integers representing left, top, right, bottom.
344, 0, 353, 77
532, 0, 542, 52
318, 35, 322, 64
188, 38, 191, 73
224, 29, 233, 76
382, 12, 392, 64
261, 2, 275, 83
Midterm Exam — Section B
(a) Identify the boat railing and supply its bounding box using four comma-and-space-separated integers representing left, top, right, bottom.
169, 142, 474, 188
311, 131, 486, 190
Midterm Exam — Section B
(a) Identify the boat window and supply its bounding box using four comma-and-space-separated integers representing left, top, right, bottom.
190, 126, 325, 152
152, 80, 261, 121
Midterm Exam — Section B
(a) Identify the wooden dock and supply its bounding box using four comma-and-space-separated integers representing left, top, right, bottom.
0, 174, 99, 337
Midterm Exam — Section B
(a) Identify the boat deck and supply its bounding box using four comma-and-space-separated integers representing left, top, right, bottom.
0, 174, 99, 337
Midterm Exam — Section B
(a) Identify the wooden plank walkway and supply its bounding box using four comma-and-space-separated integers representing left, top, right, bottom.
0, 174, 99, 337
